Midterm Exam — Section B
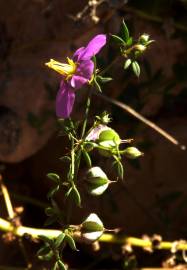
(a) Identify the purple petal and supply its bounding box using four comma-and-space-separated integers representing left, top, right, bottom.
86, 125, 109, 141
56, 81, 75, 118
77, 60, 94, 80
73, 47, 85, 61
74, 34, 107, 61
70, 75, 88, 89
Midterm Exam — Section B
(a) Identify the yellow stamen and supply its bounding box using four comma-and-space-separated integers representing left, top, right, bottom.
45, 58, 77, 77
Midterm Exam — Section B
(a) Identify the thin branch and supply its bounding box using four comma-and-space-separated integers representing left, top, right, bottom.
0, 217, 187, 251
95, 93, 186, 150
0, 175, 15, 220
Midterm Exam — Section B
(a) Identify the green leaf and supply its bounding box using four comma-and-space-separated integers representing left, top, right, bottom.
70, 186, 81, 207
59, 156, 71, 163
124, 59, 132, 70
111, 34, 126, 45
82, 149, 92, 168
113, 159, 124, 180
93, 77, 102, 92
132, 61, 140, 77
58, 260, 67, 270
47, 173, 60, 183
47, 185, 60, 199
126, 37, 133, 46
37, 245, 51, 257
65, 234, 78, 251
38, 235, 54, 246
38, 250, 54, 261
54, 233, 65, 248
117, 161, 124, 180
96, 75, 113, 83
121, 20, 129, 42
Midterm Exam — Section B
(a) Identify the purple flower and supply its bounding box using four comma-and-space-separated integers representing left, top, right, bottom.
46, 34, 106, 118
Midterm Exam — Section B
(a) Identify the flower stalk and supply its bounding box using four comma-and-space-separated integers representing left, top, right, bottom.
0, 175, 15, 220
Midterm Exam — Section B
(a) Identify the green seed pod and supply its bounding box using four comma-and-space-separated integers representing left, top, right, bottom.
97, 128, 121, 157
81, 213, 104, 242
123, 147, 143, 159
86, 167, 109, 196
85, 125, 109, 152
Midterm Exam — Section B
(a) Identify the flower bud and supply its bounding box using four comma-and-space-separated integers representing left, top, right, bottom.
81, 213, 104, 242
139, 34, 150, 44
96, 111, 112, 125
124, 147, 143, 159
135, 44, 146, 52
85, 167, 109, 196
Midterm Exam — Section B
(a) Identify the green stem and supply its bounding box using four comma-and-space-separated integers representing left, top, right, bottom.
81, 90, 92, 139
66, 136, 75, 224
71, 136, 75, 183
74, 89, 92, 182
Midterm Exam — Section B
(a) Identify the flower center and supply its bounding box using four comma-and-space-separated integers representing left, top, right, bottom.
45, 57, 77, 78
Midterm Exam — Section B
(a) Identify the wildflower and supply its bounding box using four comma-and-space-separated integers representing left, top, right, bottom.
46, 34, 106, 118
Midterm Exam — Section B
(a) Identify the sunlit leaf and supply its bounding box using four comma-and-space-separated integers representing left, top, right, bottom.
132, 61, 140, 77
54, 233, 65, 248
47, 173, 60, 183
65, 234, 78, 251
121, 20, 129, 42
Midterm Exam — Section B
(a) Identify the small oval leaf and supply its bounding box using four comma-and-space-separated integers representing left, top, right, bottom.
54, 233, 65, 248
65, 234, 78, 251
111, 34, 126, 45
124, 59, 132, 70
70, 186, 81, 207
38, 250, 53, 261
122, 20, 129, 42
47, 173, 60, 183
132, 61, 140, 77
82, 149, 92, 168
